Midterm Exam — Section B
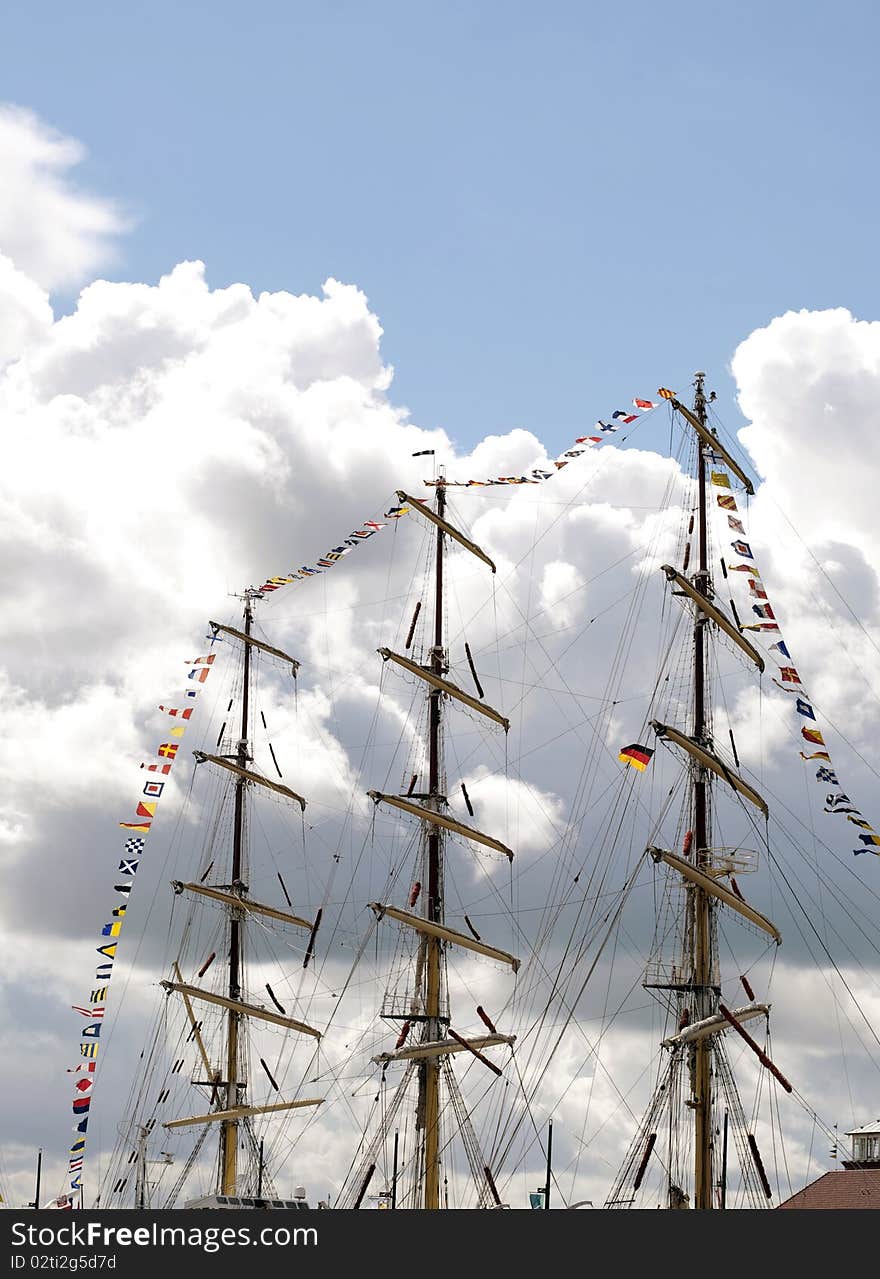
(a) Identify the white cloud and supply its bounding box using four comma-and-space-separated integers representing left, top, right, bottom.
731, 308, 880, 752
0, 105, 127, 292
0, 252, 53, 369
539, 560, 584, 628
2, 109, 879, 1211
733, 307, 880, 559
459, 766, 569, 865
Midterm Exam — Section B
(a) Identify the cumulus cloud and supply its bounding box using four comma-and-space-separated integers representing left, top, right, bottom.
459, 766, 569, 864
0, 105, 127, 292
1, 110, 879, 1209
0, 252, 53, 369
731, 309, 880, 756
1, 269, 875, 1207
539, 560, 585, 628
0, 248, 700, 1202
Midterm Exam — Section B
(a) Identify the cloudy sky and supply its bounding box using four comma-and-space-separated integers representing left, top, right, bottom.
2, 3, 880, 1212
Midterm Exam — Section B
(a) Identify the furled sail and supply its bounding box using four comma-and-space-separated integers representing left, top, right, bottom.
394, 490, 496, 572
378, 647, 509, 729
650, 722, 769, 818
667, 397, 755, 495
372, 1032, 516, 1065
193, 751, 307, 811
160, 980, 322, 1037
368, 791, 513, 860
171, 881, 314, 932
661, 566, 764, 672
661, 1003, 770, 1048
164, 1098, 324, 1130
648, 848, 780, 942
208, 621, 301, 675
369, 903, 520, 971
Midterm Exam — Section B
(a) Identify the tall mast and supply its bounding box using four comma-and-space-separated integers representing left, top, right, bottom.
421, 483, 446, 1209
690, 371, 714, 1210
135, 1127, 148, 1209
608, 376, 772, 1211
219, 591, 254, 1194
356, 485, 514, 1211
115, 592, 320, 1209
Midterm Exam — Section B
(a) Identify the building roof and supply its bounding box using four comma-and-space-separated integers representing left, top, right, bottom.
776, 1168, 880, 1209
846, 1119, 880, 1137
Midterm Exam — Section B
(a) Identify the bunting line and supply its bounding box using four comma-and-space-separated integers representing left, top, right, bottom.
255, 502, 411, 596
423, 396, 662, 488
252, 393, 664, 597
63, 650, 219, 1189
703, 437, 878, 859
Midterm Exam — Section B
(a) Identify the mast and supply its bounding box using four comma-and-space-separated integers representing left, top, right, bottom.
391, 1131, 399, 1209
606, 373, 778, 1211
102, 591, 319, 1208
354, 484, 515, 1210
544, 1121, 553, 1210
135, 1126, 148, 1209
219, 590, 255, 1195
691, 371, 714, 1210
421, 481, 446, 1210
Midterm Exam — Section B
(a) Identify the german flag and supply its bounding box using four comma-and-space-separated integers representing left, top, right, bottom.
619, 743, 654, 771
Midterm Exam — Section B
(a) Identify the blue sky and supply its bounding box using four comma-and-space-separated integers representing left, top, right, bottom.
2, 0, 878, 456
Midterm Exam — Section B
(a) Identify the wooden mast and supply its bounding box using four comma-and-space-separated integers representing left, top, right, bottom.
690, 371, 714, 1210
219, 591, 255, 1195
362, 481, 512, 1209
420, 482, 446, 1209
608, 380, 768, 1210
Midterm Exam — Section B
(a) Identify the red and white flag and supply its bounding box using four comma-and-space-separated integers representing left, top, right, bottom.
71, 1004, 104, 1019
44, 1194, 74, 1210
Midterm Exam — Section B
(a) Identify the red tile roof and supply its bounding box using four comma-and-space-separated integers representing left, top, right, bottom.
776, 1169, 880, 1209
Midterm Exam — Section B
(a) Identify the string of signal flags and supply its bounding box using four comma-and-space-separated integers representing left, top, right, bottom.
68, 381, 876, 1193
614, 391, 878, 860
